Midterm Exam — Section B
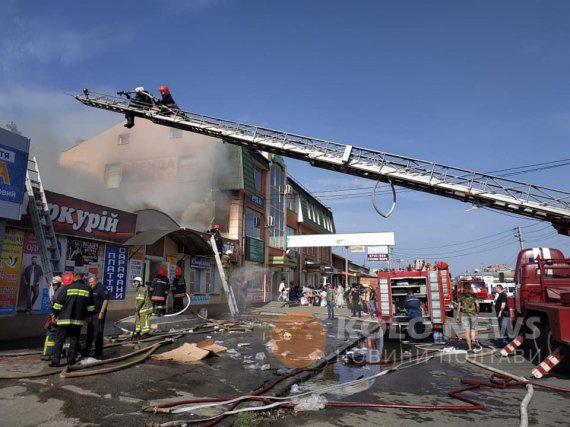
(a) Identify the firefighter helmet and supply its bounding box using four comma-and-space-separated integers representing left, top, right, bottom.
134, 276, 143, 283
174, 267, 183, 276
159, 85, 170, 94
157, 268, 168, 276
62, 273, 74, 286
135, 86, 145, 93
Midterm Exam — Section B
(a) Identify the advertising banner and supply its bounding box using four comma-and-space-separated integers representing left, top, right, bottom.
0, 228, 24, 315
0, 129, 30, 220
19, 231, 50, 313
128, 249, 144, 291
103, 244, 128, 300
367, 245, 389, 261
65, 238, 102, 275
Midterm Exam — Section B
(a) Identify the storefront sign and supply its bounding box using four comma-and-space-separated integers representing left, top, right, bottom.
44, 190, 137, 243
190, 256, 211, 269
0, 228, 24, 315
103, 244, 128, 300
128, 249, 144, 291
122, 157, 177, 183
246, 237, 264, 263
246, 194, 265, 209
190, 295, 209, 303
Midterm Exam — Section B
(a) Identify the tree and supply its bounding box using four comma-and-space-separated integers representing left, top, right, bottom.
5, 121, 22, 135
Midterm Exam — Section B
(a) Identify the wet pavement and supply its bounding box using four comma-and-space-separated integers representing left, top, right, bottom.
0, 306, 568, 426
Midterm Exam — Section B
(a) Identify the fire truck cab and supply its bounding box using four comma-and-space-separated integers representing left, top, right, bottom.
376, 262, 450, 337
455, 276, 494, 312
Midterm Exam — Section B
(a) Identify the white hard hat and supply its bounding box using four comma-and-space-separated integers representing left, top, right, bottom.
134, 276, 143, 282
51, 276, 62, 284
135, 87, 145, 93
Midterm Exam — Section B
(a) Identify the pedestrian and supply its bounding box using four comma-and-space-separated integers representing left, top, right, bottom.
349, 284, 362, 317
49, 273, 95, 367
494, 284, 510, 346
405, 290, 423, 341
335, 283, 346, 308
149, 267, 169, 317
41, 275, 65, 361
158, 85, 179, 110
278, 278, 288, 302
171, 267, 187, 312
133, 277, 152, 338
22, 255, 44, 312
368, 286, 378, 318
82, 275, 109, 360
326, 284, 335, 320
456, 283, 481, 353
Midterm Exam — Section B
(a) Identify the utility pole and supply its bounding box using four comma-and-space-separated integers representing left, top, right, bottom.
514, 226, 525, 251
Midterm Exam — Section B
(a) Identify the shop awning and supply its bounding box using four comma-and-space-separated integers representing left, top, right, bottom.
124, 228, 214, 256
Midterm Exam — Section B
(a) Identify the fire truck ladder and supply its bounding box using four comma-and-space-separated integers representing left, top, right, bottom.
25, 157, 61, 287
75, 91, 570, 233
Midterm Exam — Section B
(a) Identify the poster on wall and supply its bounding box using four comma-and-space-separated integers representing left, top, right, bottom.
0, 228, 24, 315
166, 254, 178, 281
19, 231, 51, 313
128, 249, 144, 291
65, 238, 102, 275
103, 244, 128, 300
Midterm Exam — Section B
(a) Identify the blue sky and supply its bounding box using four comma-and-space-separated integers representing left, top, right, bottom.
1, 0, 569, 273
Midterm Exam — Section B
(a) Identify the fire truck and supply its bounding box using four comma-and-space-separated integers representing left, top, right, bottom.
375, 261, 452, 336
509, 247, 570, 373
455, 275, 495, 312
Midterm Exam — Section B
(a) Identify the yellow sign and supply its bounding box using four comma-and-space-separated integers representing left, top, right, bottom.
0, 228, 24, 315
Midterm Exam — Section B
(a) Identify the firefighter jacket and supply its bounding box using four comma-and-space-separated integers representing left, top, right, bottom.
150, 276, 170, 302
135, 286, 152, 313
52, 280, 95, 326
171, 277, 186, 298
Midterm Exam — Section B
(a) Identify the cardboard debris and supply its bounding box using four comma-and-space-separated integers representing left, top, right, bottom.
153, 340, 226, 363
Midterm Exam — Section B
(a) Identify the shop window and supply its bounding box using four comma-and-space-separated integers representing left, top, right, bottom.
104, 163, 122, 188
188, 269, 195, 293
205, 270, 211, 293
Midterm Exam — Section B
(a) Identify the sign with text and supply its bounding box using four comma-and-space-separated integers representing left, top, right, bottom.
287, 232, 395, 248
103, 244, 128, 300
351, 245, 365, 253
0, 228, 24, 315
0, 128, 30, 220
190, 256, 211, 269
367, 245, 389, 261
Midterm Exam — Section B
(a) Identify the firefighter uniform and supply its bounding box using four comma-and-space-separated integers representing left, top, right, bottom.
171, 270, 187, 312
150, 270, 169, 317
134, 278, 152, 336
49, 277, 95, 367
41, 276, 64, 360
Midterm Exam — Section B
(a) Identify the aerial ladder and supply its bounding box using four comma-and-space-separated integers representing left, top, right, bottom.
74, 90, 570, 234
25, 157, 61, 293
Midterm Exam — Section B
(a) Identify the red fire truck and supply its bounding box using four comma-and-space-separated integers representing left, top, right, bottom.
375, 262, 452, 336
510, 247, 570, 373
455, 275, 495, 312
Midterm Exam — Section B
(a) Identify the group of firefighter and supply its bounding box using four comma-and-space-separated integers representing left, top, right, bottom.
41, 267, 187, 366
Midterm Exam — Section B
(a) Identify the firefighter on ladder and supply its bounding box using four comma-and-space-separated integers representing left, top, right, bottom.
171, 267, 187, 313
133, 277, 152, 338
117, 86, 156, 128
149, 267, 169, 317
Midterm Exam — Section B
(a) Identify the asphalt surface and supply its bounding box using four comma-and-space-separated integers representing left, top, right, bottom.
0, 305, 568, 427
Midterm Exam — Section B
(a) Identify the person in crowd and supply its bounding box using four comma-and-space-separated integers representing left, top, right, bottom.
335, 283, 346, 308
133, 277, 152, 338
365, 286, 378, 318
171, 267, 187, 312
149, 268, 170, 317
349, 283, 362, 317
405, 290, 423, 341
82, 275, 109, 360
326, 284, 336, 320
456, 283, 481, 353
320, 286, 328, 307
49, 273, 94, 367
41, 275, 64, 361
278, 278, 288, 302
494, 284, 510, 346
22, 256, 44, 312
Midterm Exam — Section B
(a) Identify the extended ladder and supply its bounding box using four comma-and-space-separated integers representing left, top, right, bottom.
25, 157, 61, 287
209, 235, 239, 318
75, 91, 570, 234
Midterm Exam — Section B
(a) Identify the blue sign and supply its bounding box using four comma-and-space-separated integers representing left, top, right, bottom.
103, 244, 128, 300
0, 143, 28, 205
190, 256, 211, 269
246, 194, 265, 209
190, 295, 209, 303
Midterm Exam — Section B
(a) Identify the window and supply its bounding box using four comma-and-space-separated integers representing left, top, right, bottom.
253, 167, 263, 193
188, 270, 195, 293
177, 155, 197, 182
286, 192, 299, 213
170, 128, 183, 139
118, 134, 130, 145
246, 208, 263, 239
104, 163, 122, 188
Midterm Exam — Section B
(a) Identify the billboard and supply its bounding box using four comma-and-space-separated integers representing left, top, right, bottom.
367, 245, 389, 261
287, 232, 395, 248
0, 128, 30, 220
0, 228, 24, 315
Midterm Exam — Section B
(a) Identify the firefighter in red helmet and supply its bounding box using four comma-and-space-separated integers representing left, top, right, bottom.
158, 85, 178, 110
149, 267, 170, 317
171, 267, 187, 312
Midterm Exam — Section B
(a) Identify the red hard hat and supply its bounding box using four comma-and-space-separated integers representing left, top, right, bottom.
159, 85, 170, 94
62, 273, 74, 286
157, 268, 168, 276
175, 267, 183, 276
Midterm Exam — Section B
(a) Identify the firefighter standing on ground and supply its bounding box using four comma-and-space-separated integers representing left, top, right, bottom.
41, 275, 66, 360
171, 267, 186, 312
49, 273, 95, 367
134, 277, 152, 337
150, 268, 169, 317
